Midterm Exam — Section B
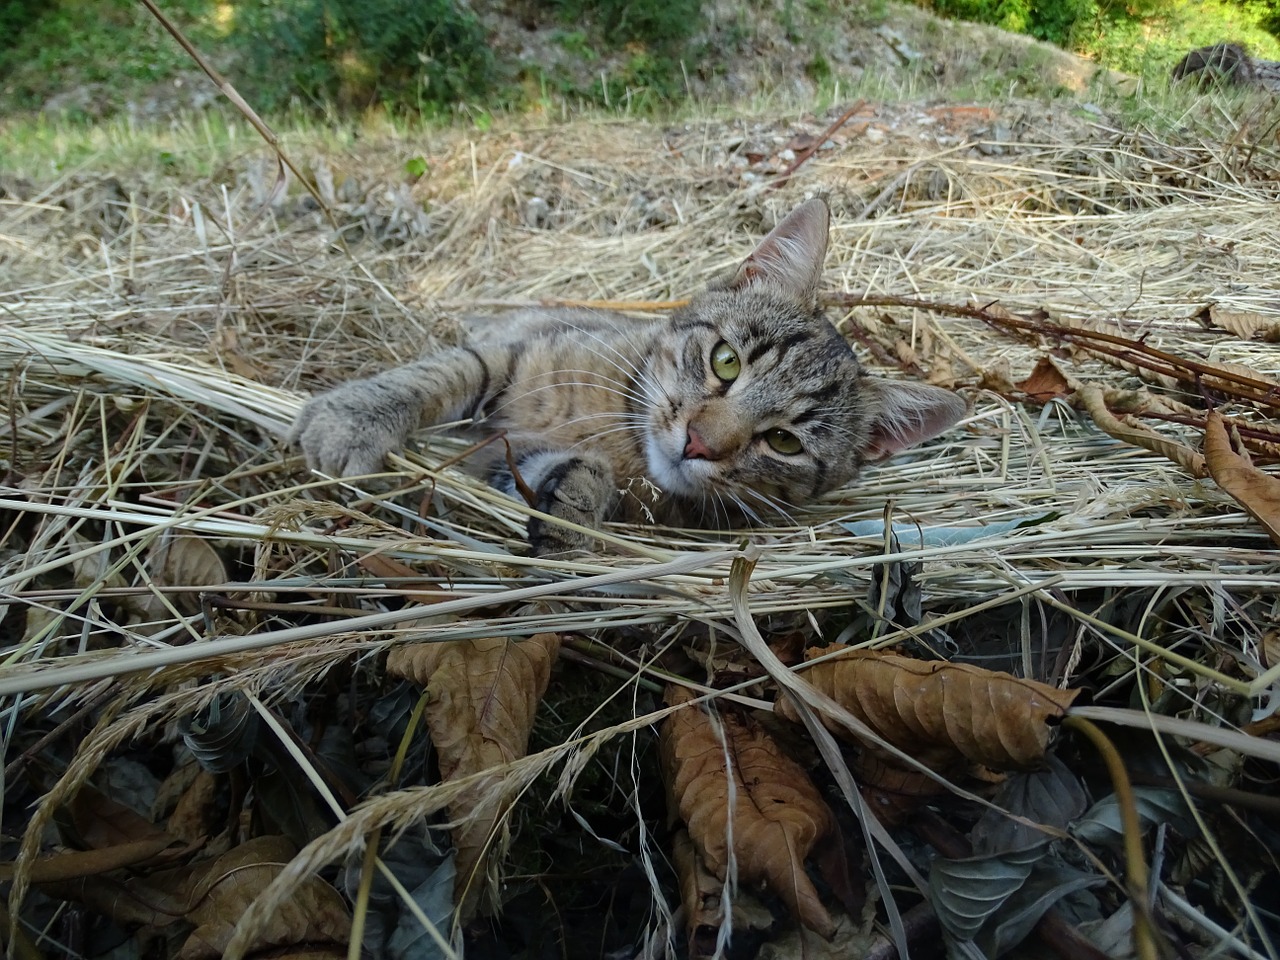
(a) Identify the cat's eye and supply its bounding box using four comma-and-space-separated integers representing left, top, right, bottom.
710, 341, 741, 382
764, 429, 803, 455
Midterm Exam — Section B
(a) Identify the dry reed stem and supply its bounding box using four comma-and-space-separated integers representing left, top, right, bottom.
3, 98, 1280, 951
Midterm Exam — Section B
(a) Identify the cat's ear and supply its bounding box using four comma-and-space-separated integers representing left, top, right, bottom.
726, 199, 830, 306
862, 378, 966, 461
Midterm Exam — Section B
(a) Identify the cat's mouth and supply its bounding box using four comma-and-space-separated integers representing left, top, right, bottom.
643, 423, 726, 498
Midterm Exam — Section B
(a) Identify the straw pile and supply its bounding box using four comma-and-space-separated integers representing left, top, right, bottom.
3, 94, 1279, 951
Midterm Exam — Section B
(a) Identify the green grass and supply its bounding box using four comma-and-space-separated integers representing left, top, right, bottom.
0, 0, 224, 116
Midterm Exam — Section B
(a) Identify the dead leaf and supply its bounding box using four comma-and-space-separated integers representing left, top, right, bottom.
386, 632, 561, 918
357, 551, 450, 604
977, 357, 1016, 396
152, 533, 228, 597
661, 684, 839, 939
124, 531, 229, 629
672, 829, 725, 959
167, 769, 222, 845
1207, 305, 1280, 343
1077, 384, 1207, 478
776, 646, 1080, 773
65, 787, 175, 850
1204, 409, 1280, 546
1015, 357, 1072, 403
178, 835, 350, 960
211, 326, 267, 381
2, 839, 179, 884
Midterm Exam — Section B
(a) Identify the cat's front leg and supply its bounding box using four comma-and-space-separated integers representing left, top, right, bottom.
291, 347, 490, 476
501, 450, 617, 557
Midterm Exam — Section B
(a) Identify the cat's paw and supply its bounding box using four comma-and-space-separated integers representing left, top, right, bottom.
524, 454, 614, 558
291, 383, 414, 477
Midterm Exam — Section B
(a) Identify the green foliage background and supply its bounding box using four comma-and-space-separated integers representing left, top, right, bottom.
920, 0, 1280, 68
1, 0, 1279, 118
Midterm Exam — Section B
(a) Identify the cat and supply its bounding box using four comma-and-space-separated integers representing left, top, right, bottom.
291, 199, 965, 555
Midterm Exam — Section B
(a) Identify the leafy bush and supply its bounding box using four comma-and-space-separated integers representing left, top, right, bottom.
0, 0, 214, 111
926, 0, 1095, 46
920, 0, 1280, 73
548, 0, 704, 49
232, 0, 498, 112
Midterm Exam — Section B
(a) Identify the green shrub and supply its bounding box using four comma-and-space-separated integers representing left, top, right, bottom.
548, 0, 704, 50
920, 0, 1280, 73
0, 0, 215, 112
231, 0, 497, 112
926, 0, 1096, 46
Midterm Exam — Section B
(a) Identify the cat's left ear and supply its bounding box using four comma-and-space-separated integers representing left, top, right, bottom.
727, 199, 830, 307
863, 378, 967, 461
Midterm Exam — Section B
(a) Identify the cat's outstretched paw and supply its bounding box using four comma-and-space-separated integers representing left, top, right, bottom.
290, 383, 414, 477
525, 453, 614, 558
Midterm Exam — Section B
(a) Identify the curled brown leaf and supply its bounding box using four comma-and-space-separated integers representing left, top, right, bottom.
1204, 409, 1280, 546
777, 646, 1080, 773
661, 685, 838, 939
386, 632, 561, 917
179, 836, 350, 960
1077, 384, 1207, 478
672, 829, 725, 959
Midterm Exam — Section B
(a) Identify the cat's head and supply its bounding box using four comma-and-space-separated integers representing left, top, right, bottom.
643, 198, 965, 518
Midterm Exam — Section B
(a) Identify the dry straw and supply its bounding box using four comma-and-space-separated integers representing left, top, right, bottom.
3, 92, 1280, 953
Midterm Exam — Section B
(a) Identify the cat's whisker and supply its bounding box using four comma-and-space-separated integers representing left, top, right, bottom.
742, 486, 800, 527
551, 330, 668, 409
566, 424, 647, 452
491, 377, 648, 413
725, 490, 765, 526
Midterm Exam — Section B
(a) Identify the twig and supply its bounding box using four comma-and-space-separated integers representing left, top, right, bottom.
769, 100, 869, 190
831, 292, 1280, 410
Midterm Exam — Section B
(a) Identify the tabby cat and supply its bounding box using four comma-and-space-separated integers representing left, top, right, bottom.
291, 199, 965, 555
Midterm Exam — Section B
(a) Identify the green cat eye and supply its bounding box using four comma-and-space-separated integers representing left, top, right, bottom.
710, 341, 741, 382
764, 429, 803, 455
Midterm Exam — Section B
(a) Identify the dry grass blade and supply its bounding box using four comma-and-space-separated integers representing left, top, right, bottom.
4, 93, 1280, 957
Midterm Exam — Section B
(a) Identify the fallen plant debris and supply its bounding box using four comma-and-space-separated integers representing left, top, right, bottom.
3, 89, 1280, 960
660, 683, 848, 941
1203, 408, 1280, 546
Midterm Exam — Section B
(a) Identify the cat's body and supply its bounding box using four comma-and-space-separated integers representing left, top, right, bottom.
292, 200, 965, 554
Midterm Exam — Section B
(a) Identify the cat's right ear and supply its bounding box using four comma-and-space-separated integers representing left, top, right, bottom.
862, 378, 967, 461
725, 199, 830, 308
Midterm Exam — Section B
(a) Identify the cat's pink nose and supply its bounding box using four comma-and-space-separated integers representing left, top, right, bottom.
683, 426, 712, 460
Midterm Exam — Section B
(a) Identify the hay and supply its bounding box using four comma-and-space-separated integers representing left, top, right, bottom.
3, 94, 1280, 951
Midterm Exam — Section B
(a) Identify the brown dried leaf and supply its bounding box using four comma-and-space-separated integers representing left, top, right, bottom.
66, 787, 174, 850
151, 532, 228, 594
1201, 361, 1280, 396
1204, 409, 1280, 546
178, 836, 350, 960
122, 532, 229, 628
1208, 305, 1280, 343
357, 552, 450, 604
776, 646, 1080, 773
1077, 384, 1207, 478
1015, 356, 1072, 403
167, 769, 222, 845
385, 632, 561, 917
672, 829, 725, 959
5, 839, 178, 884
661, 685, 838, 939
